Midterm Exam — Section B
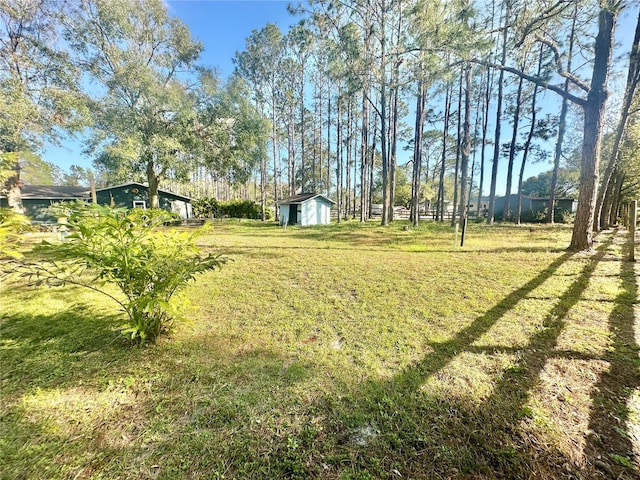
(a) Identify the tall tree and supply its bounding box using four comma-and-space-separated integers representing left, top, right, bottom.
595, 7, 640, 230
65, 0, 203, 209
0, 0, 86, 200
235, 23, 284, 219
486, 0, 509, 226
476, 0, 622, 250
548, 1, 578, 224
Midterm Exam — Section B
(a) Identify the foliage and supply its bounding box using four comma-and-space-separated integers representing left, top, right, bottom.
192, 197, 271, 220
19, 203, 226, 343
195, 74, 269, 185
0, 208, 29, 259
13, 152, 65, 185
520, 168, 580, 198
495, 206, 574, 224
0, 0, 87, 153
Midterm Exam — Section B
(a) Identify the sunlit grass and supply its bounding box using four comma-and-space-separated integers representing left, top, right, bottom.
1, 220, 638, 479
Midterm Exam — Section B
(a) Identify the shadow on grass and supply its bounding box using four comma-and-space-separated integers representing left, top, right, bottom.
219, 244, 569, 260
1, 302, 130, 397
1, 306, 309, 479
584, 253, 640, 476
300, 234, 639, 479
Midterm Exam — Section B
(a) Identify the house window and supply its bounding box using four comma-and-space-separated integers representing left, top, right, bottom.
133, 200, 146, 209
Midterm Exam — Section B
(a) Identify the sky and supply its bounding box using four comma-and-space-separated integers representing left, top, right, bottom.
43, 0, 640, 196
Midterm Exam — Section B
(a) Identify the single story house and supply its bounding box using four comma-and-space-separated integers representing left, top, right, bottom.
0, 185, 89, 222
468, 195, 576, 219
1, 182, 193, 222
95, 183, 192, 219
278, 193, 335, 226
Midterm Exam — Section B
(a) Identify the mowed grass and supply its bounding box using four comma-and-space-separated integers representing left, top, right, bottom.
1, 220, 639, 479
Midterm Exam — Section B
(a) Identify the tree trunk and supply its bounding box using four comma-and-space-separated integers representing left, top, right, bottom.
477, 65, 492, 219
380, 12, 390, 226
361, 90, 370, 222
300, 73, 305, 193
336, 88, 342, 223
517, 47, 543, 225
569, 6, 617, 251
146, 158, 160, 209
437, 84, 452, 222
327, 92, 332, 198
288, 100, 295, 196
411, 76, 426, 227
504, 74, 524, 221
548, 3, 577, 224
451, 68, 463, 227
389, 83, 399, 222
487, 2, 509, 225
458, 64, 472, 231
595, 7, 640, 231
272, 87, 279, 220
609, 170, 624, 226
346, 97, 352, 219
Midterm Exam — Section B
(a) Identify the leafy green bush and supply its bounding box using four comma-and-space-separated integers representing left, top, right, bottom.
0, 208, 29, 259
193, 197, 270, 220
192, 197, 220, 218
20, 203, 226, 344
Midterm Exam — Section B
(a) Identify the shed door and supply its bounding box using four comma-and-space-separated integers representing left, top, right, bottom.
288, 204, 298, 225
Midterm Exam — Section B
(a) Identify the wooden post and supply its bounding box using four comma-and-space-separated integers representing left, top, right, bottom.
631, 200, 637, 262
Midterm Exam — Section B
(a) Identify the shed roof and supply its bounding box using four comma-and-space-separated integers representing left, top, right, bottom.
277, 193, 336, 205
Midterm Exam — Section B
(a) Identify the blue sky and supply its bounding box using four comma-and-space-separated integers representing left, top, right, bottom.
167, 0, 296, 78
44, 1, 639, 195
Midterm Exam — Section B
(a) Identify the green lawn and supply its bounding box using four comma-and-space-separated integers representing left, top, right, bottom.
1, 220, 639, 479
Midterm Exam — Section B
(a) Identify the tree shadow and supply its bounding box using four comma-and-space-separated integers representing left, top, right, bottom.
1, 299, 311, 479
583, 255, 640, 477
305, 237, 638, 478
1, 302, 131, 398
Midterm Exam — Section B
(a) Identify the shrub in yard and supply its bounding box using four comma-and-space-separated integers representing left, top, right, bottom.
192, 197, 220, 218
0, 208, 28, 259
193, 197, 270, 220
20, 203, 226, 344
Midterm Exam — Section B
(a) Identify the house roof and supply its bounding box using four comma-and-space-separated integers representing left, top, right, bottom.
19, 185, 90, 199
277, 193, 336, 205
95, 182, 192, 201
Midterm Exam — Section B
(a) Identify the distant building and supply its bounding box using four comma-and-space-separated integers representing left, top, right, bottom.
277, 193, 335, 226
468, 195, 576, 220
95, 183, 192, 219
0, 181, 192, 222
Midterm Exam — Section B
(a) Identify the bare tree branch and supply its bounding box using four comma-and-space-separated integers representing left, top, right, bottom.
535, 35, 591, 92
469, 58, 587, 107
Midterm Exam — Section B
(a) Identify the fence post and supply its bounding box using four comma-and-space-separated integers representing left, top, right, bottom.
631, 200, 637, 262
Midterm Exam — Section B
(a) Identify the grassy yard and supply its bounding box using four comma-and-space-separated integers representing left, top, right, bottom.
1, 220, 639, 479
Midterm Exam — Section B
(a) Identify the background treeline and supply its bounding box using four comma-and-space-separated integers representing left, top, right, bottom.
1, 0, 639, 250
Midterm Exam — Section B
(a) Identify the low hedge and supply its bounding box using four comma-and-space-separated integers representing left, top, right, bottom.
192, 198, 271, 220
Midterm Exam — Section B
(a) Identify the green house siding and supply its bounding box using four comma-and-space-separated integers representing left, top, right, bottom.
0, 197, 83, 223
95, 184, 192, 219
96, 185, 147, 208
22, 199, 69, 222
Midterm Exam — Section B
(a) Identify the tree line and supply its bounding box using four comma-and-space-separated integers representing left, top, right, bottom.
233, 0, 639, 250
1, 0, 639, 251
